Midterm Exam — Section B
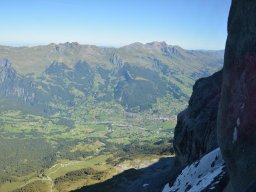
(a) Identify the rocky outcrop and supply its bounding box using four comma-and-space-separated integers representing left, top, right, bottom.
110, 54, 125, 68
174, 70, 222, 168
217, 0, 256, 191
0, 58, 16, 83
0, 58, 54, 115
0, 58, 36, 103
164, 70, 229, 191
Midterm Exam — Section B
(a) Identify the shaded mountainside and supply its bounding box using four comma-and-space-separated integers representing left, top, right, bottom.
174, 70, 222, 168
163, 70, 225, 191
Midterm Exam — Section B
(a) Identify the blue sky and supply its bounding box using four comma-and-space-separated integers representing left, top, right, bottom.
0, 0, 231, 49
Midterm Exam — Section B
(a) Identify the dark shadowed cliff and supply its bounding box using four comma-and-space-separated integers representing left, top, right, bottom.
171, 0, 256, 191
217, 0, 256, 191
174, 70, 222, 168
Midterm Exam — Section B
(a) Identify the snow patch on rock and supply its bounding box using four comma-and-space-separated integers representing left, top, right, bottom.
236, 117, 240, 127
162, 148, 226, 192
232, 117, 240, 144
233, 127, 238, 144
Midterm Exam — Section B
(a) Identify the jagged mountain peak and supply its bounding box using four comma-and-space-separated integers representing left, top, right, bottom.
146, 41, 168, 48
48, 42, 80, 47
124, 41, 170, 50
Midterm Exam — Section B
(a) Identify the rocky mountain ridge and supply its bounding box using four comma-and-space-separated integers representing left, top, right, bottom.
0, 42, 223, 115
0, 42, 223, 75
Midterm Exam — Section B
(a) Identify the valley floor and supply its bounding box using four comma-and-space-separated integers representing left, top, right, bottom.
0, 107, 175, 192
0, 154, 174, 192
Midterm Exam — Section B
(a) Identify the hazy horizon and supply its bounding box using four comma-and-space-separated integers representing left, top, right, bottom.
1, 0, 231, 50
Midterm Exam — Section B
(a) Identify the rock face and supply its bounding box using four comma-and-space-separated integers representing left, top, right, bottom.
171, 1, 256, 191
174, 70, 222, 167
0, 58, 36, 104
217, 0, 256, 191
0, 58, 16, 83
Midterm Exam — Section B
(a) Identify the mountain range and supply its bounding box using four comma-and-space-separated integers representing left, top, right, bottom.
0, 41, 223, 116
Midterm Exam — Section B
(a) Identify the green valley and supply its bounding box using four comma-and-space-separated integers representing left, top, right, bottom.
0, 42, 223, 191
